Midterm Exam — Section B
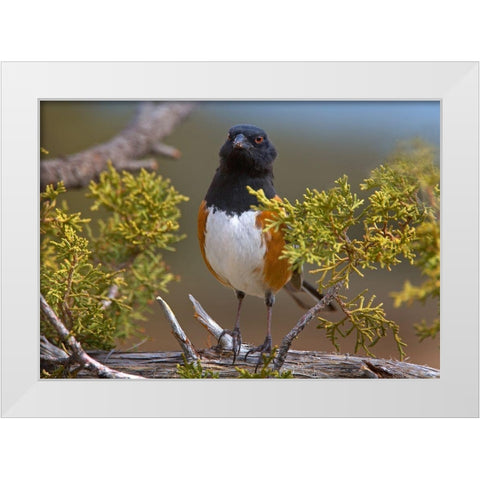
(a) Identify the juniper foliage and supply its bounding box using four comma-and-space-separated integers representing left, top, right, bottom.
40, 164, 188, 350
249, 140, 440, 358
235, 349, 294, 378
176, 356, 220, 378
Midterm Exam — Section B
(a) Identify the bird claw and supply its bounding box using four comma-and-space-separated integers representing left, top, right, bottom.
245, 335, 272, 372
218, 327, 242, 364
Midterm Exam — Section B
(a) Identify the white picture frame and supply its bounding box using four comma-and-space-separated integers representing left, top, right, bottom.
1, 61, 478, 417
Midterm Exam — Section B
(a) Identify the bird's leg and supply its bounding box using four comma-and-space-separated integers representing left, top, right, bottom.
218, 290, 244, 363
245, 292, 274, 371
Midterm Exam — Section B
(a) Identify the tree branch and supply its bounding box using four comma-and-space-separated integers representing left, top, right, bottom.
150, 142, 181, 159
273, 283, 340, 371
156, 296, 198, 362
40, 101, 196, 190
40, 293, 440, 379
74, 348, 439, 379
188, 294, 247, 353
40, 294, 144, 379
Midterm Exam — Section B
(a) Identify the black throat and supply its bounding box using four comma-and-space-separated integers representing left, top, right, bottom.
204, 168, 276, 215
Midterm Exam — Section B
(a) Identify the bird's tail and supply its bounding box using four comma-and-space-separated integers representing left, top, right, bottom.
283, 278, 336, 311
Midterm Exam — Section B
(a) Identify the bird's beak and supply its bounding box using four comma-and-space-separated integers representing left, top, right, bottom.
233, 133, 249, 150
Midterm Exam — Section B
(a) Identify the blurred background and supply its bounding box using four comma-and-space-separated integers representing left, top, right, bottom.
40, 101, 440, 368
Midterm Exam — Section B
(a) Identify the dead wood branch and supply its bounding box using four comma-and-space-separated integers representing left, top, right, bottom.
40, 294, 144, 379
40, 294, 440, 379
156, 296, 198, 362
142, 294, 436, 379
151, 142, 181, 159
187, 294, 251, 355
274, 284, 339, 371
40, 335, 70, 371
40, 101, 196, 190
70, 349, 439, 379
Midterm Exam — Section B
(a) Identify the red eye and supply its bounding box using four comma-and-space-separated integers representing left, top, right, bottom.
254, 136, 264, 144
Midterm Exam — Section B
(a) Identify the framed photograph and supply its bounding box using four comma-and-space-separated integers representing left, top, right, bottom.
2, 62, 478, 416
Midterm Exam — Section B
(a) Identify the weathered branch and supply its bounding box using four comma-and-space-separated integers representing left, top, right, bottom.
41, 294, 440, 379
40, 335, 70, 371
188, 294, 250, 354
156, 296, 198, 362
273, 284, 340, 371
67, 349, 439, 379
151, 142, 181, 159
40, 294, 144, 379
40, 101, 196, 190
180, 294, 437, 379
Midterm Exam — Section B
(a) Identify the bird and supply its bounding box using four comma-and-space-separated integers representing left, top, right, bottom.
197, 124, 332, 365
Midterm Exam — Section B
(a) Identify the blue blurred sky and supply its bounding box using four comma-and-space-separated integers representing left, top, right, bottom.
202, 101, 440, 155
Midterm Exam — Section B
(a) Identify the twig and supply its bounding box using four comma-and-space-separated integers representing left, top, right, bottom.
40, 294, 144, 379
102, 337, 149, 364
40, 335, 70, 365
188, 294, 251, 354
40, 101, 196, 189
100, 284, 119, 310
151, 143, 181, 159
273, 284, 341, 371
156, 296, 199, 362
188, 294, 224, 341
125, 337, 149, 352
119, 158, 158, 172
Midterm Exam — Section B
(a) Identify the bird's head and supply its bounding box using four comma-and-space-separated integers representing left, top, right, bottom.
219, 124, 277, 175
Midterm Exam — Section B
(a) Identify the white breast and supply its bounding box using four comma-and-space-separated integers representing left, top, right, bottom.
204, 208, 266, 298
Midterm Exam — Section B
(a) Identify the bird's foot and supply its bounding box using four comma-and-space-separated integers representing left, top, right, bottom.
218, 327, 242, 364
245, 335, 272, 372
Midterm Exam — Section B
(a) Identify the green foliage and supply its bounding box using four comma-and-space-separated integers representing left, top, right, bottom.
41, 182, 122, 349
86, 164, 189, 339
176, 356, 220, 378
249, 139, 440, 357
320, 291, 406, 359
88, 164, 188, 261
388, 143, 440, 340
361, 141, 439, 273
414, 318, 440, 342
40, 164, 188, 350
249, 176, 365, 286
235, 349, 294, 378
